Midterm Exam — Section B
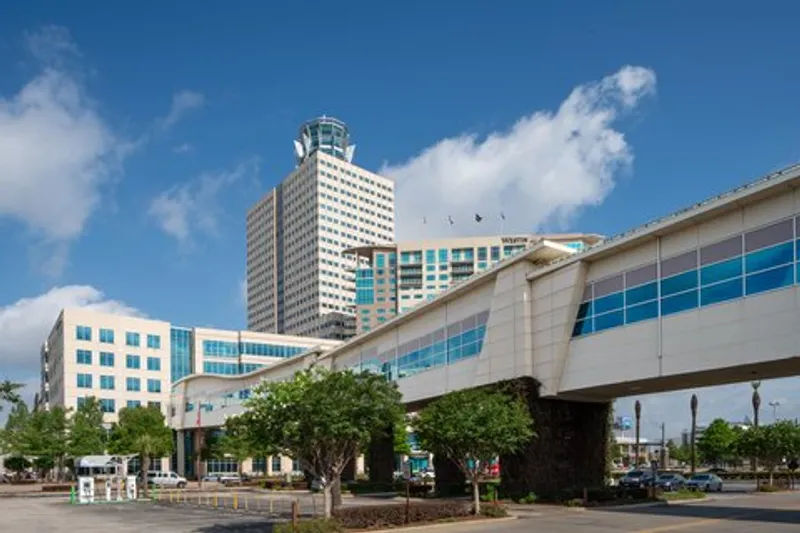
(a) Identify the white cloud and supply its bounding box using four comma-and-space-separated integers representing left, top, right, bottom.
382, 65, 657, 240
0, 286, 143, 414
159, 90, 205, 131
617, 377, 800, 441
0, 26, 127, 273
173, 142, 194, 154
148, 158, 260, 246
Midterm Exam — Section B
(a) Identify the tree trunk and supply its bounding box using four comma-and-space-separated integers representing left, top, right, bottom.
323, 484, 333, 519
769, 469, 774, 486
142, 455, 150, 498
472, 479, 481, 515
332, 473, 343, 509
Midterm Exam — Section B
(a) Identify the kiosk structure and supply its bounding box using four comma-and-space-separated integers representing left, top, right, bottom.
73, 455, 137, 504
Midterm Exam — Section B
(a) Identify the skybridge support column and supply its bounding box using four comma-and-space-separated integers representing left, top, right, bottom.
367, 425, 395, 485
176, 430, 186, 477
499, 378, 610, 499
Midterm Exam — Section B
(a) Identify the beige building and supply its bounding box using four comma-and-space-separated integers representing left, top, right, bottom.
246, 117, 395, 340
347, 233, 603, 333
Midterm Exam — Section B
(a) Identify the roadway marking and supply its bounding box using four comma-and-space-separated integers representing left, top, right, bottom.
632, 507, 786, 533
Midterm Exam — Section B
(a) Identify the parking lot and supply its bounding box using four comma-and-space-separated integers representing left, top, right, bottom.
2, 490, 799, 532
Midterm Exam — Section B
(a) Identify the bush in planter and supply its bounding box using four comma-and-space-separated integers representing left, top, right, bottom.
480, 504, 508, 518
515, 492, 537, 504
758, 484, 782, 493
333, 501, 471, 529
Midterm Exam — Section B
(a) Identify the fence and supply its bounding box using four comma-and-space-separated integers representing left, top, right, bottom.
152, 488, 324, 519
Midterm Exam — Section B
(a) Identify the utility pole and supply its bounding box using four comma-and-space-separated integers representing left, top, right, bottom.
659, 422, 666, 468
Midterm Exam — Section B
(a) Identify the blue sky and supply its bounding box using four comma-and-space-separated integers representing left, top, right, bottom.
2, 1, 800, 436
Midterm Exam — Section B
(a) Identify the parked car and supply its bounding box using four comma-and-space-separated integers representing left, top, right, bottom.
147, 471, 187, 489
686, 473, 723, 492
220, 473, 242, 485
707, 467, 727, 474
619, 470, 655, 489
655, 473, 686, 492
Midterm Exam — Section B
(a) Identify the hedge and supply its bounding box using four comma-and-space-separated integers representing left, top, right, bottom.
261, 480, 309, 490
41, 484, 73, 493
332, 501, 471, 529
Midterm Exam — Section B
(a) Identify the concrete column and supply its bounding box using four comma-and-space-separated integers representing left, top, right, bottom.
433, 454, 466, 496
367, 426, 395, 485
499, 378, 610, 499
176, 430, 185, 476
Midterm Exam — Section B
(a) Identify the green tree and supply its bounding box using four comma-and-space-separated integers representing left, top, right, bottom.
108, 406, 173, 497
413, 387, 534, 515
1, 401, 30, 454
219, 415, 256, 476
697, 418, 737, 467
736, 421, 800, 485
69, 397, 107, 457
394, 418, 412, 456
5, 455, 31, 480
243, 368, 404, 518
0, 380, 22, 411
21, 407, 71, 481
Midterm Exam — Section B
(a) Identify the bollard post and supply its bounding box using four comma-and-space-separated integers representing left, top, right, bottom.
582, 487, 588, 507
213, 493, 218, 508
69, 486, 76, 505
291, 499, 299, 531
233, 492, 238, 510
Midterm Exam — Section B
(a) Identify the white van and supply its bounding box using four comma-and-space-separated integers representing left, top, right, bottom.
146, 471, 187, 489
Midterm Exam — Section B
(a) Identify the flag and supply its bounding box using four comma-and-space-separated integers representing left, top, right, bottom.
475, 213, 483, 223
500, 212, 506, 220
448, 216, 454, 225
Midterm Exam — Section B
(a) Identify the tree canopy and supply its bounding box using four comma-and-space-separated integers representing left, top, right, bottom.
0, 380, 22, 411
697, 418, 737, 467
243, 367, 404, 518
413, 387, 534, 514
108, 405, 172, 496
69, 397, 107, 457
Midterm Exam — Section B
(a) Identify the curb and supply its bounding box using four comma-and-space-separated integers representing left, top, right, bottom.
365, 516, 518, 533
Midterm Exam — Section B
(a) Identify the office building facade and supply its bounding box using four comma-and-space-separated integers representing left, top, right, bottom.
39, 308, 340, 425
347, 233, 602, 333
246, 117, 395, 340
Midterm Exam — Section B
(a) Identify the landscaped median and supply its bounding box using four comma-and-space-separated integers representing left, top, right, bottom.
658, 490, 707, 503
274, 500, 512, 532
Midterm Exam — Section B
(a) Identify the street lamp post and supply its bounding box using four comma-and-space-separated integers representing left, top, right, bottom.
768, 400, 781, 421
635, 401, 642, 467
690, 394, 698, 475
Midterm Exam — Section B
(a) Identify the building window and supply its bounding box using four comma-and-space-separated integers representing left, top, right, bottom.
99, 328, 115, 344
77, 373, 92, 388
126, 377, 141, 392
100, 375, 115, 390
126, 354, 141, 369
126, 332, 140, 347
99, 352, 114, 367
76, 349, 92, 365
77, 397, 88, 408
490, 246, 500, 261
147, 357, 161, 371
271, 456, 282, 473
202, 340, 239, 357
147, 334, 161, 349
478, 247, 487, 261
76, 325, 92, 341
100, 399, 115, 413
148, 401, 161, 410
127, 400, 141, 409
147, 379, 161, 393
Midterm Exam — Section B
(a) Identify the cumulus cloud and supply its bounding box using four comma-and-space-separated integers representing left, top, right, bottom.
617, 377, 800, 441
148, 158, 260, 246
0, 26, 128, 274
173, 142, 194, 154
159, 90, 205, 131
382, 66, 657, 240
0, 286, 143, 416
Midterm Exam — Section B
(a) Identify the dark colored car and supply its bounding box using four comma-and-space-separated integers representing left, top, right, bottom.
619, 470, 655, 489
655, 473, 686, 491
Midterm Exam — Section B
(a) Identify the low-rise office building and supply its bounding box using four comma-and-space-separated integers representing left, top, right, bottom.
39, 308, 340, 476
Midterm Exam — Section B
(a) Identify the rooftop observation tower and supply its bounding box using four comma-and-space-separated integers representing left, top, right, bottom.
293, 116, 356, 164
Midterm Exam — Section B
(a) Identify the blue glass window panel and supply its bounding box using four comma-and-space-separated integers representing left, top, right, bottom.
425, 250, 436, 263
376, 254, 385, 268
127, 400, 141, 409
126, 354, 140, 369
626, 301, 658, 324
147, 334, 161, 349
147, 357, 161, 371
432, 351, 447, 367
462, 328, 477, 344
100, 399, 115, 413
99, 352, 114, 367
572, 319, 593, 337
661, 270, 698, 297
126, 377, 140, 392
796, 240, 800, 261
448, 345, 462, 362
147, 379, 161, 393
99, 328, 114, 343
77, 349, 92, 364
661, 290, 698, 316
576, 301, 593, 320
100, 375, 114, 390
745, 264, 793, 296
700, 257, 743, 286
461, 341, 479, 359
448, 334, 462, 348
594, 310, 624, 332
77, 373, 92, 388
126, 332, 140, 347
745, 241, 793, 274
594, 292, 624, 314
701, 278, 743, 306
625, 282, 658, 306
76, 326, 92, 341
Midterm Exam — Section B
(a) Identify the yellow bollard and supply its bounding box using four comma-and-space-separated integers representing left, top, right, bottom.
244, 496, 249, 511
233, 492, 238, 510
213, 493, 218, 508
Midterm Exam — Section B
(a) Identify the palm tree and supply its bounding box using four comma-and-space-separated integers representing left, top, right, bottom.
751, 381, 761, 482
634, 401, 642, 466
690, 394, 698, 474
0, 380, 22, 411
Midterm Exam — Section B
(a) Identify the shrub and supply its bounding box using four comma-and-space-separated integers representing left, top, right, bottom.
564, 498, 584, 507
333, 501, 471, 529
480, 504, 508, 518
346, 481, 402, 495
516, 492, 537, 504
273, 519, 342, 533
41, 484, 73, 493
758, 484, 782, 493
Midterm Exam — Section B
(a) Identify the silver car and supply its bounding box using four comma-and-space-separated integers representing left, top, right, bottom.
686, 473, 723, 492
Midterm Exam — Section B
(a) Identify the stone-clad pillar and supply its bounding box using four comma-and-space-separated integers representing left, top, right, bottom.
176, 430, 185, 476
499, 378, 610, 499
367, 426, 395, 486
